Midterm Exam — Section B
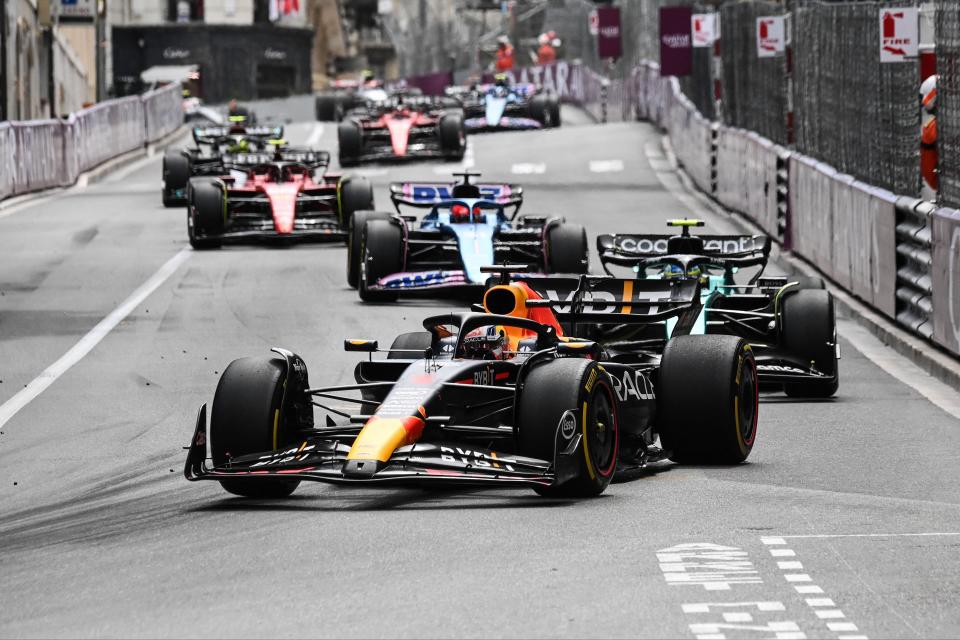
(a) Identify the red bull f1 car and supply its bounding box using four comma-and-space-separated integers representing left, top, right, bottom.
186, 144, 374, 249
346, 172, 588, 300
337, 96, 466, 166
594, 219, 839, 397
162, 118, 284, 207
184, 274, 759, 499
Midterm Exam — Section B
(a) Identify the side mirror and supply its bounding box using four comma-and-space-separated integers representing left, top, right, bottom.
556, 340, 601, 359
344, 339, 379, 353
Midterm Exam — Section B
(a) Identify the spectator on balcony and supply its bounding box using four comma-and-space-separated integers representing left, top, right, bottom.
495, 37, 515, 72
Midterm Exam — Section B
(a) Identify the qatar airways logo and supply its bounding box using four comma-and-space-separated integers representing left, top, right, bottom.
662, 33, 691, 49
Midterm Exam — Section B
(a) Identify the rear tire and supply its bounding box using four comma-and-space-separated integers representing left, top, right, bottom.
658, 335, 758, 464
315, 94, 339, 121
518, 358, 619, 497
439, 113, 465, 160
546, 223, 588, 273
782, 289, 838, 398
359, 220, 403, 302
338, 176, 374, 231
187, 179, 223, 249
162, 151, 191, 207
211, 357, 300, 498
348, 210, 392, 288
338, 121, 363, 166
548, 95, 561, 127
387, 331, 433, 359
529, 94, 549, 125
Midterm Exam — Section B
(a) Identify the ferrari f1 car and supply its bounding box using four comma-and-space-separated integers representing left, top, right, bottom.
186, 143, 374, 248
184, 274, 759, 499
449, 77, 561, 132
347, 172, 588, 300
337, 96, 466, 166
162, 118, 284, 207
593, 219, 839, 397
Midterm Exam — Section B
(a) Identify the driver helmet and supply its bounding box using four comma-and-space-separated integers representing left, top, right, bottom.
462, 326, 506, 361
494, 73, 508, 88
227, 137, 250, 153
450, 202, 471, 223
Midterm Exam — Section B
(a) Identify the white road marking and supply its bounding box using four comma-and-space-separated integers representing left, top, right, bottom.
775, 532, 960, 540
795, 585, 825, 594
762, 537, 788, 546
723, 612, 753, 622
657, 543, 763, 590
784, 574, 812, 583
0, 249, 191, 431
305, 123, 325, 147
815, 610, 846, 619
589, 159, 624, 173
771, 549, 797, 557
350, 168, 390, 177
511, 162, 546, 174
778, 561, 804, 570
806, 598, 835, 607
433, 140, 475, 174
644, 138, 960, 421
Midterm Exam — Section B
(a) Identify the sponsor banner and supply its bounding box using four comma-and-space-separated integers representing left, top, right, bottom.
880, 7, 919, 63
55, 0, 95, 21
597, 6, 623, 59
756, 16, 785, 58
482, 60, 586, 105
692, 13, 718, 48
931, 207, 960, 355
660, 6, 693, 76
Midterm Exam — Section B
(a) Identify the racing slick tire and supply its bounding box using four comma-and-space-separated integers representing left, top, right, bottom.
659, 335, 758, 465
546, 223, 589, 273
338, 121, 363, 166
548, 95, 561, 128
518, 358, 619, 497
529, 94, 549, 126
315, 93, 340, 121
782, 289, 839, 398
210, 357, 300, 498
439, 113, 466, 161
348, 210, 393, 288
387, 331, 434, 359
338, 175, 375, 231
792, 275, 825, 290
162, 151, 191, 207
187, 179, 223, 249
359, 219, 403, 302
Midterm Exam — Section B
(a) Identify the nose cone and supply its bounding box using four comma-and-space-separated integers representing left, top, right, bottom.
264, 183, 300, 234
385, 115, 414, 156
485, 96, 507, 126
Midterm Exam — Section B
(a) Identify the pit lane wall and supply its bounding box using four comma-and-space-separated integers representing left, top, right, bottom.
630, 61, 960, 360
0, 83, 183, 202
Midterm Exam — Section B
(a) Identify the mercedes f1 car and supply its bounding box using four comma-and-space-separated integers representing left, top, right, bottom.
184, 274, 759, 499
337, 96, 466, 166
162, 118, 284, 207
186, 143, 374, 248
593, 219, 839, 397
314, 74, 399, 122
346, 172, 588, 300
450, 77, 561, 132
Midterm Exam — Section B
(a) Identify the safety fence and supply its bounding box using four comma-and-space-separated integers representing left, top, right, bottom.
936, 0, 960, 209
630, 60, 960, 360
0, 83, 183, 202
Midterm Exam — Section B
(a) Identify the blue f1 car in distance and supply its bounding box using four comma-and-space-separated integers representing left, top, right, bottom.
346, 172, 588, 301
449, 76, 561, 133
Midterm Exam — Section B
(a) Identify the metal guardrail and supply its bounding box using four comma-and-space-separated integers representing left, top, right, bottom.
895, 197, 936, 338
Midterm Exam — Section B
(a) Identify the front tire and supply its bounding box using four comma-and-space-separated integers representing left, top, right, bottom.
338, 121, 363, 167
782, 289, 838, 398
517, 358, 619, 497
359, 219, 403, 302
211, 357, 300, 498
187, 179, 223, 249
162, 151, 191, 207
439, 113, 466, 160
348, 210, 392, 288
545, 223, 588, 273
338, 176, 375, 232
658, 335, 758, 464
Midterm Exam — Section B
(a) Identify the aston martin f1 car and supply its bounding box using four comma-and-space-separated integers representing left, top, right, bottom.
593, 219, 839, 397
184, 275, 759, 499
449, 77, 560, 132
347, 172, 588, 300
186, 144, 373, 248
162, 118, 284, 207
337, 96, 466, 166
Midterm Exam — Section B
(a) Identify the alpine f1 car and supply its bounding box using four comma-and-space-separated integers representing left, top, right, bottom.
347, 172, 588, 300
337, 96, 466, 166
593, 219, 839, 397
184, 274, 759, 499
162, 117, 284, 207
186, 142, 374, 249
449, 76, 560, 132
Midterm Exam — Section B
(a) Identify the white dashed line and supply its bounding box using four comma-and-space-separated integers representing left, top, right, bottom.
784, 574, 813, 583
511, 162, 546, 174
770, 549, 797, 557
795, 585, 825, 594
778, 561, 804, 570
589, 159, 624, 173
305, 123, 325, 146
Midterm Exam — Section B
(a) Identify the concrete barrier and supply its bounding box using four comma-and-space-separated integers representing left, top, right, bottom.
931, 206, 960, 354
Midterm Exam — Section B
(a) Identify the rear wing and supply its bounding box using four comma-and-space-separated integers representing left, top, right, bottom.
220, 149, 330, 169
597, 233, 770, 270
513, 275, 701, 324
389, 181, 523, 208
192, 125, 284, 146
